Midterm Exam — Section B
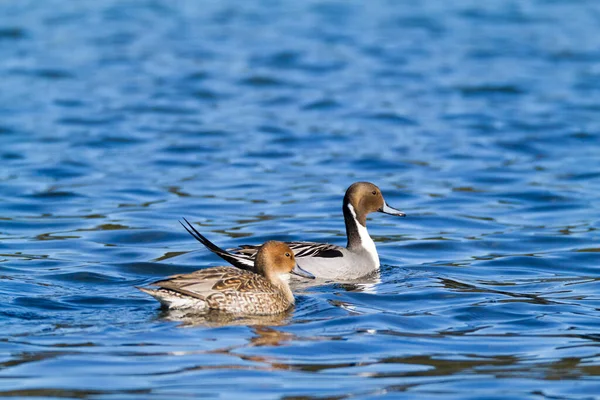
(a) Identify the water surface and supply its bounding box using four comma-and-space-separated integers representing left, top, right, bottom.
1, 0, 600, 398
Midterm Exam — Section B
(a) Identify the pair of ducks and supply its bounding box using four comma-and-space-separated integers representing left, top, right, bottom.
140, 182, 406, 315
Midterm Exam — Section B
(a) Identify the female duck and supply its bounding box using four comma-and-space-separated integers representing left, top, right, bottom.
139, 241, 314, 315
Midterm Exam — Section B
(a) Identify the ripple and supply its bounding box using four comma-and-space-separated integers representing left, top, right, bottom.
0, 27, 27, 40
239, 75, 297, 88
57, 116, 123, 126
13, 297, 78, 311
456, 84, 525, 96
9, 68, 74, 80
365, 112, 419, 126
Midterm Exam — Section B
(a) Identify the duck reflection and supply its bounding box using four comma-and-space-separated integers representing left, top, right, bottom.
289, 269, 381, 293
157, 308, 292, 327
249, 326, 296, 347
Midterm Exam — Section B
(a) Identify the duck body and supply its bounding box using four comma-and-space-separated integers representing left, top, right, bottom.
139, 266, 293, 314
181, 182, 406, 280
234, 243, 377, 280
139, 241, 314, 315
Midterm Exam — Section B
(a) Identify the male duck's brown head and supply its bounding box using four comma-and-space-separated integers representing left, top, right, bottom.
343, 182, 405, 227
255, 241, 315, 280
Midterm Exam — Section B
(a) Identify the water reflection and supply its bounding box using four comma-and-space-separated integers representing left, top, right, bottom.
290, 271, 381, 292
157, 309, 292, 328
249, 326, 297, 347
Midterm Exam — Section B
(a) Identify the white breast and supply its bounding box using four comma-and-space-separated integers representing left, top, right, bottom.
347, 204, 380, 267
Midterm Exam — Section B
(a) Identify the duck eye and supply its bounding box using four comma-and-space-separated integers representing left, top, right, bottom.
372, 191, 377, 195
285, 252, 290, 257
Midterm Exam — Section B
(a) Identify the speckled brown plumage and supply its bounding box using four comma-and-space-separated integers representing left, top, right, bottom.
143, 266, 292, 315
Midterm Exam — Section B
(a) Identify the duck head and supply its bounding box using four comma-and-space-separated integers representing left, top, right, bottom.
343, 182, 405, 226
256, 241, 315, 280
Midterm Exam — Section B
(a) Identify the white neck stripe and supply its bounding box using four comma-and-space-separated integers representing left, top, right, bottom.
347, 204, 380, 267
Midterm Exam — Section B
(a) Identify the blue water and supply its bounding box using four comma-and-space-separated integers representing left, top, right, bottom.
2, 0, 600, 398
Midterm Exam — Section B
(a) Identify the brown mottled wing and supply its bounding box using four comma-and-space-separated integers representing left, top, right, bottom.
150, 266, 290, 314
236, 273, 280, 293
150, 267, 252, 299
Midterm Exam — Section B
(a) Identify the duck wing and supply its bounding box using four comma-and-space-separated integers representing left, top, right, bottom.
179, 219, 345, 273
234, 241, 344, 259
151, 266, 276, 298
149, 266, 244, 299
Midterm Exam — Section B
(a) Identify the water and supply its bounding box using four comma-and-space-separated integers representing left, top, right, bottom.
1, 0, 600, 398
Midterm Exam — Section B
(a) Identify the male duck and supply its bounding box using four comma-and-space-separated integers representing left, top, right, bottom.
139, 241, 314, 315
181, 182, 405, 280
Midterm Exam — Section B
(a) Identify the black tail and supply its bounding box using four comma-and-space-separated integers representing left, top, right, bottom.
179, 218, 255, 271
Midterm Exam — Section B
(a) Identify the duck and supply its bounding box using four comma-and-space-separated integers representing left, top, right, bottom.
138, 241, 314, 315
180, 182, 405, 280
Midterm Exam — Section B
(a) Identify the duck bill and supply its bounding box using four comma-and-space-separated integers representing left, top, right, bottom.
291, 263, 315, 279
379, 202, 406, 217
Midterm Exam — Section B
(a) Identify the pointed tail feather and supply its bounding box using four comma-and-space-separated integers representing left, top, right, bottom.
179, 218, 256, 272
